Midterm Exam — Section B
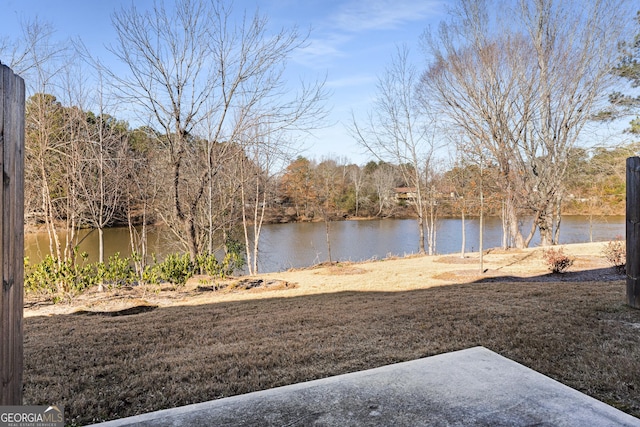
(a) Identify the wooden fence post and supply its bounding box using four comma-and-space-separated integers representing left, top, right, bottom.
627, 157, 640, 309
0, 64, 25, 404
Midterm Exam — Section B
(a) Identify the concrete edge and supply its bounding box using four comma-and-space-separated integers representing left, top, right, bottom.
88, 346, 639, 426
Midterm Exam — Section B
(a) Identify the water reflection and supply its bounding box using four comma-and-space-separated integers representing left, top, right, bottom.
24, 216, 625, 274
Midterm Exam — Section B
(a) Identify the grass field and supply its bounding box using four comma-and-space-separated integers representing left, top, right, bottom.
22, 243, 640, 425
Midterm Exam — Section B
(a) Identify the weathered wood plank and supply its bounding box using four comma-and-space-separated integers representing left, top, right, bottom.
626, 157, 640, 309
0, 64, 8, 405
0, 64, 25, 405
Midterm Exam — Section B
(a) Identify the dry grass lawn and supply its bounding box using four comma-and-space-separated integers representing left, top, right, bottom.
22, 242, 640, 425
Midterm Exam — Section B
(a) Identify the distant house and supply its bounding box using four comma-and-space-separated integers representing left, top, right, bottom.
395, 187, 418, 202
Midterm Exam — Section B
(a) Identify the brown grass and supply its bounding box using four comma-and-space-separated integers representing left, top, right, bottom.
22, 243, 640, 425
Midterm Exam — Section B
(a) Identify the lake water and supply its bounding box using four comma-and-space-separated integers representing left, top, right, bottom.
24, 216, 625, 274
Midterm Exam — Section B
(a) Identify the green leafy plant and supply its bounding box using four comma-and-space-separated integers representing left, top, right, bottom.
157, 253, 194, 286
96, 253, 138, 288
25, 244, 247, 301
603, 237, 626, 274
24, 253, 98, 300
196, 252, 221, 276
543, 247, 574, 274
222, 238, 244, 276
142, 266, 161, 286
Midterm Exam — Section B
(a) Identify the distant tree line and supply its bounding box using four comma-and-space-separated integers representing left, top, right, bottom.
20, 91, 636, 251
22, 92, 637, 226
275, 145, 636, 222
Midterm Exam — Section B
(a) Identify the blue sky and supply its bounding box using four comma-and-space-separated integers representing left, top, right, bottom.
1, 0, 447, 165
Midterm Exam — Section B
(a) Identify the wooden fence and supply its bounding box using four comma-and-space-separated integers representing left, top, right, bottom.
0, 64, 25, 405
627, 157, 640, 309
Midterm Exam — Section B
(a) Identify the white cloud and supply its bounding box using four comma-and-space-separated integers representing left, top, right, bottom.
329, 0, 443, 33
292, 0, 443, 68
291, 29, 355, 68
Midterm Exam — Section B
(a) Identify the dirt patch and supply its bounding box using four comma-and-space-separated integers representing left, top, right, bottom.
432, 270, 485, 282
434, 256, 481, 265
317, 264, 369, 275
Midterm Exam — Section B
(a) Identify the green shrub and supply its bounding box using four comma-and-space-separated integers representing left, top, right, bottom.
196, 252, 221, 276
25, 244, 247, 301
222, 239, 244, 276
142, 266, 161, 286
96, 253, 138, 287
24, 255, 59, 296
24, 253, 98, 299
157, 253, 194, 285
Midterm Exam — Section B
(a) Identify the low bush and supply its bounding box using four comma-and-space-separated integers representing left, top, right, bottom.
542, 247, 574, 274
602, 238, 626, 275
221, 238, 245, 276
25, 245, 245, 301
24, 252, 101, 301
96, 253, 138, 287
155, 253, 194, 285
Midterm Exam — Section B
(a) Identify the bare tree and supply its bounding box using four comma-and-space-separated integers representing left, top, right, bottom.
369, 163, 399, 217
312, 156, 351, 263
347, 164, 366, 218
350, 45, 439, 254
19, 20, 81, 270
123, 127, 162, 282
64, 69, 130, 269
108, 0, 325, 261
422, 0, 634, 248
1, 18, 66, 79
422, 13, 536, 248
25, 94, 67, 263
238, 126, 296, 275
516, 0, 631, 245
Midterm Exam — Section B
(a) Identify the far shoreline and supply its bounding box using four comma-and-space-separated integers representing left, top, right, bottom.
23, 213, 626, 235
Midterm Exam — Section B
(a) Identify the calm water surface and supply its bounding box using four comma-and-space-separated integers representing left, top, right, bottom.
25, 216, 625, 273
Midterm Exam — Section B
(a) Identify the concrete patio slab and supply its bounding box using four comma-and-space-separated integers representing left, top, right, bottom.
90, 346, 640, 426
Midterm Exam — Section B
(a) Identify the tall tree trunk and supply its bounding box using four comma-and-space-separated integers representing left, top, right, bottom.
187, 218, 199, 263
427, 187, 437, 256
479, 183, 484, 273
553, 197, 562, 245
417, 213, 426, 255
501, 201, 508, 250
538, 207, 554, 247
505, 189, 525, 249
97, 227, 105, 292
325, 217, 332, 263
460, 203, 466, 258
416, 185, 426, 255
98, 227, 104, 263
